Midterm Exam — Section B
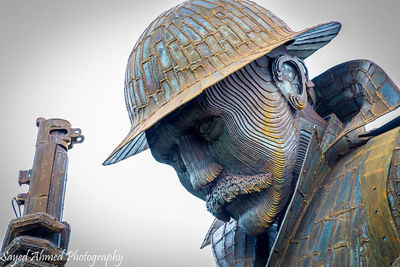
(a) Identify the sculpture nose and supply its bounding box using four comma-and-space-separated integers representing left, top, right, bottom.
179, 135, 223, 191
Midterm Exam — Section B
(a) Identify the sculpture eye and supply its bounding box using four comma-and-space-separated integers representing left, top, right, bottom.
196, 117, 222, 143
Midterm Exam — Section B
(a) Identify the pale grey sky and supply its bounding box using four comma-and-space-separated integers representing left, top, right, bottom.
0, 0, 399, 266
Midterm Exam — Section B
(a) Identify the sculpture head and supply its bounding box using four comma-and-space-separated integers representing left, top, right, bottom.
146, 49, 317, 234
104, 0, 341, 235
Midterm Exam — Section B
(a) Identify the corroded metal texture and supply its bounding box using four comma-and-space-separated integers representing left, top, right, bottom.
313, 60, 400, 165
209, 219, 258, 266
103, 0, 341, 165
100, 0, 400, 265
313, 59, 400, 128
0, 118, 83, 267
195, 59, 400, 266
267, 127, 400, 266
265, 60, 400, 266
203, 218, 277, 266
145, 52, 322, 236
22, 118, 83, 220
388, 137, 400, 235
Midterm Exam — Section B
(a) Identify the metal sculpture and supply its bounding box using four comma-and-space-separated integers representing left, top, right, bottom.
98, 0, 400, 265
0, 118, 84, 266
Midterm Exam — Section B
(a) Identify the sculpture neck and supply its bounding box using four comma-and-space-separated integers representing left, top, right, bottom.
278, 103, 328, 224
298, 103, 328, 139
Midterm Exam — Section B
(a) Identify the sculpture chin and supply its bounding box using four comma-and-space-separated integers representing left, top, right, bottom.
231, 190, 278, 235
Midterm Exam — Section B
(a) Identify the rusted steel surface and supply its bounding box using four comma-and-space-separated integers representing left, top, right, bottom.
388, 136, 400, 236
22, 118, 83, 221
198, 59, 400, 266
268, 127, 400, 266
103, 0, 341, 165
313, 60, 400, 165
101, 0, 400, 266
0, 118, 83, 267
145, 51, 323, 238
209, 219, 258, 266
204, 218, 277, 267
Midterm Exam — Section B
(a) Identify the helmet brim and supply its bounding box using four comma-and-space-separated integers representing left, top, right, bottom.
103, 21, 341, 166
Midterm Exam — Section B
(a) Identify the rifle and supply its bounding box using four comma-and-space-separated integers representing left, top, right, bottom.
1, 118, 83, 265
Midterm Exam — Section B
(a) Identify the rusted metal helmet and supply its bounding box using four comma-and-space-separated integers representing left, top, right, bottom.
103, 0, 341, 165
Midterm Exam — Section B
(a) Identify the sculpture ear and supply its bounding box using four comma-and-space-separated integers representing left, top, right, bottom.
272, 55, 309, 110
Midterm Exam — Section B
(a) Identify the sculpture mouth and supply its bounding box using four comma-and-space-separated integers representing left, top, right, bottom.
205, 170, 273, 221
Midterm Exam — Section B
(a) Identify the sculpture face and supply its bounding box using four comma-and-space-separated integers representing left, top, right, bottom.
147, 53, 304, 235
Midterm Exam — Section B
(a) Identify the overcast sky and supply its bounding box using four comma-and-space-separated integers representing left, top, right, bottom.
0, 0, 399, 266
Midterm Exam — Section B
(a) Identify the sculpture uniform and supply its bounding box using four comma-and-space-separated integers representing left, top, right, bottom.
102, 0, 400, 266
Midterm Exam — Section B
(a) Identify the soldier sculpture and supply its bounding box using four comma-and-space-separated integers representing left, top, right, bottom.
2, 0, 400, 266
102, 0, 400, 266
